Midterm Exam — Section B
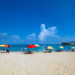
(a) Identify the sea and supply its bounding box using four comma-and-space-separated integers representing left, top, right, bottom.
0, 44, 75, 52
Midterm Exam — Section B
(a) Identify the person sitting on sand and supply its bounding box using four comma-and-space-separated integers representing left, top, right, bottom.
48, 49, 52, 53
27, 50, 32, 54
44, 49, 48, 53
44, 49, 52, 53
72, 49, 74, 52
56, 49, 62, 52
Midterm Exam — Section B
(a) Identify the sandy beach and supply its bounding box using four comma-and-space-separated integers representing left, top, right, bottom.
0, 52, 75, 75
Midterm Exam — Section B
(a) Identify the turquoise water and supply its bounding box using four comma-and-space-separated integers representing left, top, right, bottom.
0, 44, 75, 52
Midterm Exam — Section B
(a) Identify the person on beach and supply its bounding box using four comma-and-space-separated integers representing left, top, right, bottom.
56, 49, 62, 52
48, 49, 52, 53
1, 49, 4, 53
1, 49, 3, 53
6, 49, 9, 53
27, 50, 32, 54
68, 48, 71, 52
21, 48, 25, 54
72, 49, 74, 51
4, 49, 6, 53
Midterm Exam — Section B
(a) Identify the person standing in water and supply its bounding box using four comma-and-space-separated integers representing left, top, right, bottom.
68, 48, 71, 52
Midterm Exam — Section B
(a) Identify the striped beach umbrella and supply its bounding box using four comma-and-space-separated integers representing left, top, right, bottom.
35, 44, 40, 47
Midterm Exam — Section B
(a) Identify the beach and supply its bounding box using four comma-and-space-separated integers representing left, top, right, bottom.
0, 52, 75, 75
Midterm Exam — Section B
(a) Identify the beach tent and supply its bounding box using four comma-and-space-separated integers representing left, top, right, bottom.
47, 46, 54, 49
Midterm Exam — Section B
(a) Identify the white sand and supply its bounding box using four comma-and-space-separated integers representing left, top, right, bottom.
0, 52, 75, 75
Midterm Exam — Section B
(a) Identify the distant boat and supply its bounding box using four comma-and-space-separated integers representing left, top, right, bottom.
62, 42, 75, 46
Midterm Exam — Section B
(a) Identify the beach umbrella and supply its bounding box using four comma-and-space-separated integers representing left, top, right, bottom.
27, 45, 37, 48
4, 45, 9, 48
71, 47, 75, 49
59, 46, 64, 49
35, 44, 40, 47
0, 45, 10, 48
47, 46, 54, 49
0, 45, 5, 47
24, 48, 26, 49
24, 48, 27, 50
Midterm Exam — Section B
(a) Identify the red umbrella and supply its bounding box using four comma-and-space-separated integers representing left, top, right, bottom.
27, 45, 36, 48
5, 45, 10, 48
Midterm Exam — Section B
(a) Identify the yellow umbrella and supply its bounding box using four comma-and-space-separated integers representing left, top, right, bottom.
35, 44, 40, 47
0, 45, 6, 47
47, 46, 54, 49
59, 46, 64, 49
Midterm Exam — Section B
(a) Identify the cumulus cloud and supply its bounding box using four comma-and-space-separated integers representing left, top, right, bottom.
0, 32, 8, 37
38, 24, 59, 43
39, 24, 49, 41
0, 34, 11, 44
11, 35, 20, 39
0, 24, 74, 44
48, 26, 57, 35
25, 33, 38, 44
0, 33, 21, 44
27, 33, 36, 38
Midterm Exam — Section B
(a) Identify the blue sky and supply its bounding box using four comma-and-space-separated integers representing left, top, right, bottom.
0, 0, 75, 44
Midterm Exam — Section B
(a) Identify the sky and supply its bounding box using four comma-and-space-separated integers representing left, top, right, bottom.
0, 0, 75, 44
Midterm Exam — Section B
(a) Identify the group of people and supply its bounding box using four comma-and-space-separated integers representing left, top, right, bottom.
0, 49, 9, 53
44, 48, 75, 53
68, 48, 75, 52
21, 49, 33, 54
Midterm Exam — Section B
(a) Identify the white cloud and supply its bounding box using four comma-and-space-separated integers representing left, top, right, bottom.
0, 32, 8, 37
39, 24, 58, 43
39, 24, 49, 41
27, 33, 36, 38
11, 35, 20, 39
0, 24, 75, 44
25, 33, 37, 44
48, 26, 57, 35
